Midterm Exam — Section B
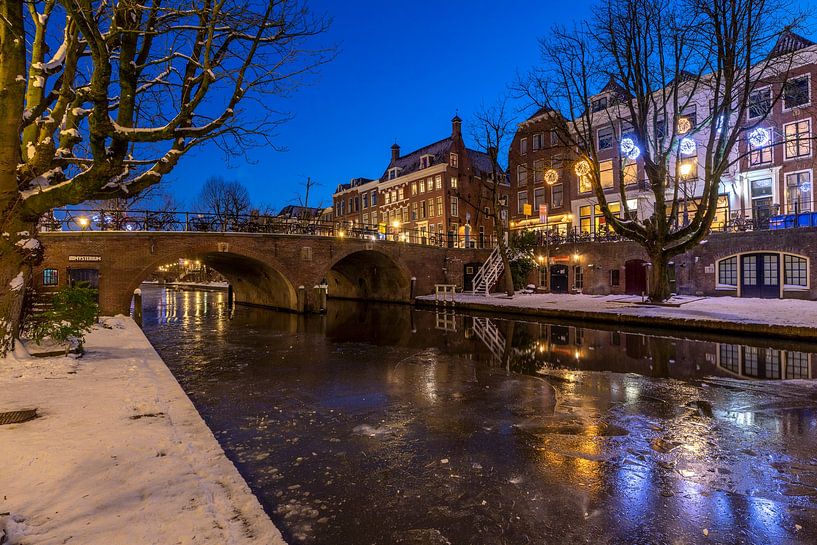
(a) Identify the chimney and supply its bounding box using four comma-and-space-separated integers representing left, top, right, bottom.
451, 114, 462, 137
391, 143, 400, 164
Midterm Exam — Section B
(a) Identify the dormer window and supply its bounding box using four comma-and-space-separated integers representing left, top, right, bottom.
420, 154, 433, 169
591, 96, 608, 112
388, 167, 401, 180
450, 153, 458, 168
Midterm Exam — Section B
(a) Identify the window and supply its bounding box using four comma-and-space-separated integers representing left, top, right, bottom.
520, 138, 528, 154
363, 213, 369, 225
420, 154, 433, 169
787, 352, 810, 379
532, 133, 544, 150
784, 254, 808, 287
518, 190, 528, 214
743, 255, 757, 286
679, 158, 697, 180
43, 268, 58, 286
748, 87, 772, 119
411, 202, 418, 220
551, 130, 559, 146
436, 196, 443, 217
786, 171, 812, 213
574, 266, 584, 290
401, 206, 409, 223
398, 187, 404, 201
354, 196, 360, 212
785, 119, 811, 159
534, 187, 545, 209
450, 153, 458, 167
719, 344, 740, 374
420, 200, 427, 219
419, 179, 425, 193
450, 196, 459, 217
579, 171, 592, 193
655, 117, 666, 140
751, 178, 773, 199
623, 160, 637, 185
610, 269, 620, 287
533, 159, 544, 183
551, 184, 563, 208
371, 191, 377, 206
591, 96, 608, 112
362, 193, 368, 209
784, 75, 810, 110
599, 160, 614, 188
551, 154, 564, 168
718, 256, 737, 286
411, 182, 418, 195
750, 140, 773, 166
579, 205, 592, 234
428, 198, 435, 217
450, 176, 458, 189
597, 126, 614, 150
517, 165, 527, 185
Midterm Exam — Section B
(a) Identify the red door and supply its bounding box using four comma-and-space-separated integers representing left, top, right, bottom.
625, 259, 648, 295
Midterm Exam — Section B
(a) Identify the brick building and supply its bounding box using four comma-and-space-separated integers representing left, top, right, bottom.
333, 116, 507, 247
509, 32, 817, 299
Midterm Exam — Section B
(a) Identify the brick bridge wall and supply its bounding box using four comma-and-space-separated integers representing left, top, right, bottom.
35, 232, 492, 314
535, 228, 817, 299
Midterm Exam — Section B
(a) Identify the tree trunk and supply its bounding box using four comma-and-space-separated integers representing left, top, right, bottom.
648, 252, 672, 302
0, 0, 29, 356
497, 236, 515, 297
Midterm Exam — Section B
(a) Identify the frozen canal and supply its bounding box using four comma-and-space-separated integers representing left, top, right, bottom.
140, 285, 817, 545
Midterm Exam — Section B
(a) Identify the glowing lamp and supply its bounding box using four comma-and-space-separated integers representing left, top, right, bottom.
679, 162, 694, 177
620, 137, 641, 160
77, 216, 90, 229
677, 116, 691, 134
679, 137, 696, 156
574, 160, 591, 177
391, 219, 401, 229
544, 169, 559, 185
749, 127, 770, 149
338, 230, 345, 238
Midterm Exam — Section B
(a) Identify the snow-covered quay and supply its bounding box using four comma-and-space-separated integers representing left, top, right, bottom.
0, 317, 284, 545
417, 293, 817, 339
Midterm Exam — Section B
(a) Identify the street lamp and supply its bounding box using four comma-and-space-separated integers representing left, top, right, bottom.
77, 216, 90, 230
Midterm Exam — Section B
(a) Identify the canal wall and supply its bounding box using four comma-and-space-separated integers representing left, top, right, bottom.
0, 316, 284, 545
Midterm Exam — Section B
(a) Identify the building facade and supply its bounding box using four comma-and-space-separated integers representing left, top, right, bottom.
333, 116, 507, 247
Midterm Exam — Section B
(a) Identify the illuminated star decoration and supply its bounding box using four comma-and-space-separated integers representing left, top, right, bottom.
619, 137, 641, 160
801, 181, 812, 194
679, 137, 696, 156
544, 169, 559, 185
677, 116, 691, 134
574, 160, 591, 177
748, 127, 770, 148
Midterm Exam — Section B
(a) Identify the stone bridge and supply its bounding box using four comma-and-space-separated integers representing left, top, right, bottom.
34, 232, 492, 315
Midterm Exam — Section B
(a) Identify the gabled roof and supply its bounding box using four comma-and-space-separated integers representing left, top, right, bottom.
380, 137, 454, 180
598, 76, 630, 101
277, 205, 323, 218
467, 149, 498, 178
767, 30, 815, 59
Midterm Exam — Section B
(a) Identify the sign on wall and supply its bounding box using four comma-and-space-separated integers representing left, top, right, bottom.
68, 255, 102, 262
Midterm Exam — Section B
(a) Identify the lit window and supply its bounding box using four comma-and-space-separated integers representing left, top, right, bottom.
574, 266, 584, 289
785, 171, 812, 213
435, 175, 442, 190
398, 187, 404, 200
599, 160, 613, 188
43, 268, 58, 286
419, 179, 425, 193
784, 76, 810, 110
450, 176, 458, 189
785, 119, 811, 159
623, 160, 638, 185
450, 153, 458, 167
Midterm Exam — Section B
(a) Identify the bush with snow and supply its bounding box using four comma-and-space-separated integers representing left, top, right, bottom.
27, 285, 98, 350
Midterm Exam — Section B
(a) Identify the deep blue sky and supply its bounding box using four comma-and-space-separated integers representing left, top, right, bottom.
167, 0, 596, 211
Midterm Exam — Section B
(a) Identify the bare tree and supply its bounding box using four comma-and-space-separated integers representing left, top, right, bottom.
517, 0, 805, 301
0, 0, 330, 353
194, 176, 252, 227
470, 99, 515, 297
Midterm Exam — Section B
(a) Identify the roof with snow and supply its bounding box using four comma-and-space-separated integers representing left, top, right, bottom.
380, 137, 500, 180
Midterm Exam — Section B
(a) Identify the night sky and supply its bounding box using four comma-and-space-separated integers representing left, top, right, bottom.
165, 0, 596, 211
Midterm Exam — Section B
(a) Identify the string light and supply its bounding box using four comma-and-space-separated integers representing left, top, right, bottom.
544, 169, 559, 185
749, 127, 770, 148
679, 137, 696, 156
574, 160, 591, 177
677, 116, 691, 134
620, 137, 641, 160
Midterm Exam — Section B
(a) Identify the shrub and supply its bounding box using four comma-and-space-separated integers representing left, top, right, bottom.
510, 258, 536, 291
28, 285, 98, 349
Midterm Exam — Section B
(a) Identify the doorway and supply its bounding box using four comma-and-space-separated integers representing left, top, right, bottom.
550, 265, 568, 293
625, 259, 648, 295
740, 253, 780, 298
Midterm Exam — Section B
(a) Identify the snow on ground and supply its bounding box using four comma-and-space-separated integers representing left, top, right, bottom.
418, 292, 817, 332
0, 317, 284, 545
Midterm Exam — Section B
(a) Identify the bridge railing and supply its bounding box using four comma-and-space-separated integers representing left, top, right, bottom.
40, 208, 499, 249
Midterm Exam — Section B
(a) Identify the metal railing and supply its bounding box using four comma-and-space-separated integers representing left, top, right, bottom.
39, 208, 498, 249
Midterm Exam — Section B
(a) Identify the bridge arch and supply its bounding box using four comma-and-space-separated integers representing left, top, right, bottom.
325, 249, 412, 303
124, 249, 298, 312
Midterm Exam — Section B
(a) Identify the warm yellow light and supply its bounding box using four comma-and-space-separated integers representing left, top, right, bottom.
679, 162, 694, 176
564, 214, 574, 222
510, 221, 516, 227
574, 160, 591, 177
392, 220, 401, 229
537, 255, 544, 263
183, 259, 190, 266
573, 252, 581, 261
77, 216, 89, 227
400, 233, 408, 242
338, 230, 345, 238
